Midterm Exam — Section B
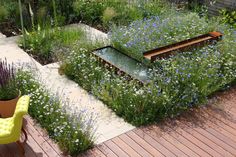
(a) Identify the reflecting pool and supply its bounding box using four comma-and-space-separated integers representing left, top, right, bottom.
93, 46, 151, 83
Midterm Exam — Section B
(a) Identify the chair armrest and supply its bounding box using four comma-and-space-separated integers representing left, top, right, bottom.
13, 96, 30, 118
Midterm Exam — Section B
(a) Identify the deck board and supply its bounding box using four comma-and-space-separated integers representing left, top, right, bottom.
83, 86, 236, 157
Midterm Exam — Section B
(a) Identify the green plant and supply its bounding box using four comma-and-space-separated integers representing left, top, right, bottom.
0, 6, 9, 22
19, 26, 84, 64
102, 7, 117, 28
73, 0, 105, 25
16, 70, 95, 155
110, 13, 216, 62
220, 9, 236, 28
61, 20, 236, 126
72, 0, 171, 30
0, 59, 19, 100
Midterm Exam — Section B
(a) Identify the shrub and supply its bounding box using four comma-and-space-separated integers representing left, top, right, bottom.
109, 13, 216, 62
72, 0, 171, 30
220, 9, 236, 29
73, 0, 105, 26
0, 6, 9, 22
16, 70, 95, 155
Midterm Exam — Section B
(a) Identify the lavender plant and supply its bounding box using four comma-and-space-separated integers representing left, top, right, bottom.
109, 13, 217, 62
0, 59, 19, 100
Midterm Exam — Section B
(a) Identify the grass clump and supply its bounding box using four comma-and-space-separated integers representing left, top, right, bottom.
19, 26, 84, 65
16, 71, 95, 155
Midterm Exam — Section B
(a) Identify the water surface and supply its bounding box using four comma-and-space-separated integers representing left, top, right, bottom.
93, 47, 151, 83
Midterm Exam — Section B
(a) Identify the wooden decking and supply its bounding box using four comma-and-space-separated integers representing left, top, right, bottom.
1, 86, 236, 157
82, 87, 236, 157
0, 115, 65, 157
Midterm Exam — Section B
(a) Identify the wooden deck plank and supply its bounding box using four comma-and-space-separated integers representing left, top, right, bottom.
126, 131, 167, 157
179, 109, 236, 155
182, 119, 236, 156
112, 137, 142, 157
1, 87, 236, 157
204, 109, 236, 130
203, 124, 236, 150
179, 121, 235, 157
139, 127, 200, 157
172, 126, 222, 157
97, 143, 118, 157
207, 117, 236, 137
197, 113, 236, 144
165, 125, 214, 157
104, 140, 129, 157
136, 127, 187, 157
80, 147, 106, 157
26, 120, 59, 157
6, 143, 21, 157
134, 129, 178, 157
26, 132, 49, 157
119, 134, 153, 157
25, 116, 64, 156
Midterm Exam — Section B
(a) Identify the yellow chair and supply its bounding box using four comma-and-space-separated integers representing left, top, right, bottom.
0, 96, 30, 155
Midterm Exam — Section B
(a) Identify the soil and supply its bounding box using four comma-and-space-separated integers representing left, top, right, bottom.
0, 22, 21, 37
25, 50, 57, 65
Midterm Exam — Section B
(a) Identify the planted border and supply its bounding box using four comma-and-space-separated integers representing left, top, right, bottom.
109, 13, 217, 62
16, 71, 95, 155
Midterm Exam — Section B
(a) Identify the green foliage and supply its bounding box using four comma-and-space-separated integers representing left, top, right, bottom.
16, 71, 95, 155
72, 0, 171, 30
62, 33, 236, 125
73, 0, 105, 25
110, 13, 216, 62
0, 6, 9, 22
19, 26, 84, 64
220, 9, 236, 28
1, 0, 172, 34
0, 0, 18, 23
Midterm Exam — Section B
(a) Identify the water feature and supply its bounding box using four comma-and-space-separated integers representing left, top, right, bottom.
92, 46, 151, 83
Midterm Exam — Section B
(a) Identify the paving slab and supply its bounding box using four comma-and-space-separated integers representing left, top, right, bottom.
0, 24, 135, 144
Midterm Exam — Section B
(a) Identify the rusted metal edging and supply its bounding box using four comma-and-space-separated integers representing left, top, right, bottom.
143, 31, 223, 62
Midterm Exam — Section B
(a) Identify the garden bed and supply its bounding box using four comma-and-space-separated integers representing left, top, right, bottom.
1, 1, 235, 156
12, 0, 236, 127
61, 13, 236, 126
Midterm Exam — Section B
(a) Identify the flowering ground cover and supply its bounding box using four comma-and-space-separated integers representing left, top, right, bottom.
16, 71, 95, 155
109, 13, 218, 62
61, 12, 236, 125
2, 0, 236, 156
